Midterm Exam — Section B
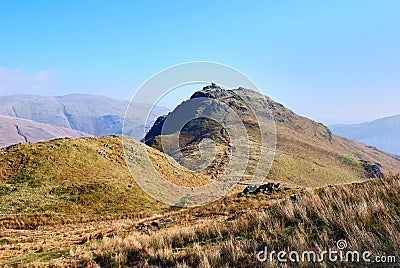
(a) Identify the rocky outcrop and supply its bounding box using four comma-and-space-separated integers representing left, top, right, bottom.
190, 83, 229, 99
362, 160, 384, 179
241, 182, 281, 195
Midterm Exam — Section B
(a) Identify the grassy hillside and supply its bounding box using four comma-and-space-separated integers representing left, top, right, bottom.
0, 135, 209, 229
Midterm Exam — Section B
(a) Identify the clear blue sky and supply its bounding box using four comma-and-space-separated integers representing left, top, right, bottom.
0, 1, 399, 124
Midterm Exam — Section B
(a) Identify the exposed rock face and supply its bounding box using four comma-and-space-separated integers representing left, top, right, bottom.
190, 83, 229, 99
362, 161, 384, 179
143, 93, 234, 178
141, 115, 167, 147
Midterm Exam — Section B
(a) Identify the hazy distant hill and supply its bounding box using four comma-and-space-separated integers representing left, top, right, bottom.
0, 115, 90, 148
0, 94, 169, 140
330, 114, 400, 155
145, 85, 400, 186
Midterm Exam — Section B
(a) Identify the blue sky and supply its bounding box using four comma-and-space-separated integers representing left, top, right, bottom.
0, 1, 399, 124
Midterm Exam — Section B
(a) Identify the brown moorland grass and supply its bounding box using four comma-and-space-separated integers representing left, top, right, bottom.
18, 175, 399, 267
0, 188, 294, 265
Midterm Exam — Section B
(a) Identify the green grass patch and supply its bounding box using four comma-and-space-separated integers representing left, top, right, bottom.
339, 154, 362, 168
2, 248, 70, 265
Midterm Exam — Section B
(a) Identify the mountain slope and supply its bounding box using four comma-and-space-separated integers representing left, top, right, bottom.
0, 135, 209, 228
145, 85, 400, 187
0, 94, 169, 140
0, 115, 90, 148
330, 114, 400, 155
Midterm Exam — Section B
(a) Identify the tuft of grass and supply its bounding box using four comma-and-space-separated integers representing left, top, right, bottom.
339, 154, 362, 168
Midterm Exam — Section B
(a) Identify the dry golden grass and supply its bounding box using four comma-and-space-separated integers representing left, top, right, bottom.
79, 176, 398, 268
0, 189, 292, 266
6, 176, 397, 267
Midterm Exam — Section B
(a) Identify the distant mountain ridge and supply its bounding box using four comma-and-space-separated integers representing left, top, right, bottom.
0, 94, 169, 140
0, 115, 90, 148
330, 114, 400, 155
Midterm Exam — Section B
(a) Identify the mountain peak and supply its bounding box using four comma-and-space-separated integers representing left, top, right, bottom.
190, 83, 227, 99
190, 84, 254, 100
144, 85, 400, 186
